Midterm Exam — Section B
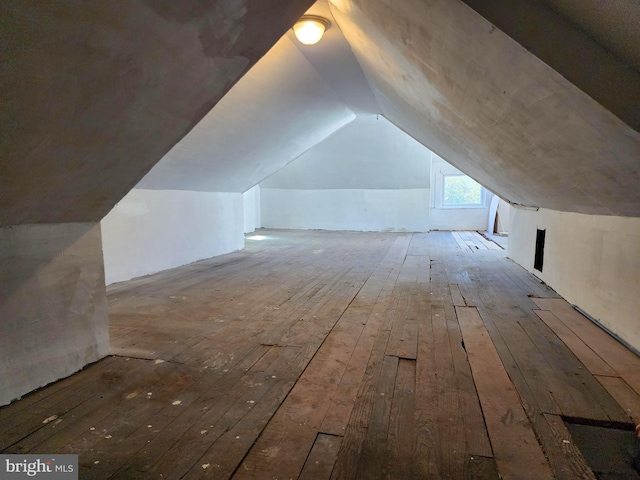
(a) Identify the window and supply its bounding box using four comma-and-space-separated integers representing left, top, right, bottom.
431, 155, 489, 210
443, 174, 483, 206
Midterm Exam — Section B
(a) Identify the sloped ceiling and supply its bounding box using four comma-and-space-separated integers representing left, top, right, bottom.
460, 0, 640, 131
3, 0, 640, 226
0, 0, 315, 226
539, 0, 640, 71
137, 0, 378, 193
329, 0, 640, 216
283, 0, 379, 117
261, 116, 431, 190
136, 36, 357, 193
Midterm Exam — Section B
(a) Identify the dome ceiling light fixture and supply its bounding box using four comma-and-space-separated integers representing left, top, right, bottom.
293, 15, 331, 46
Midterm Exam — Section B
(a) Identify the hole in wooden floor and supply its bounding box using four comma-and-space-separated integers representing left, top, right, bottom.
563, 417, 639, 479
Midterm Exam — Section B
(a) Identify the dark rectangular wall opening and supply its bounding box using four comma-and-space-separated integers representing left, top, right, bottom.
534, 228, 545, 272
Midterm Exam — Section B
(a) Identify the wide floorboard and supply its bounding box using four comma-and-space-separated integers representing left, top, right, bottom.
1, 230, 638, 479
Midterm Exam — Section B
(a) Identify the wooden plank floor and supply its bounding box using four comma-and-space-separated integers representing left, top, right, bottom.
1, 229, 639, 479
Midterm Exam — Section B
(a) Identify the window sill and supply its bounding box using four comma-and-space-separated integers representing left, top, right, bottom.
434, 205, 487, 210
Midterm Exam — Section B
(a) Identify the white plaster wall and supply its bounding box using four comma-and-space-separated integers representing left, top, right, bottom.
101, 189, 244, 285
496, 199, 513, 233
261, 188, 430, 232
0, 223, 109, 406
430, 208, 491, 231
261, 116, 431, 190
243, 185, 261, 234
509, 207, 640, 351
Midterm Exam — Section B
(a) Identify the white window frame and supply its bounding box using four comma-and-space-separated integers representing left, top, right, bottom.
432, 162, 488, 209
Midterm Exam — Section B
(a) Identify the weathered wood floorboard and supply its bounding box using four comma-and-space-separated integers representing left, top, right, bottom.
1, 230, 637, 480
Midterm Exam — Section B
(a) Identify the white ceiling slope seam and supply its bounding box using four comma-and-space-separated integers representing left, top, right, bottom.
137, 35, 356, 193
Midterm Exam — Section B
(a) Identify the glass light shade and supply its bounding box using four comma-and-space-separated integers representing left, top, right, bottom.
293, 18, 328, 45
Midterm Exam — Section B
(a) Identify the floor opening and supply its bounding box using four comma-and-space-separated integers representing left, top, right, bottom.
563, 417, 639, 479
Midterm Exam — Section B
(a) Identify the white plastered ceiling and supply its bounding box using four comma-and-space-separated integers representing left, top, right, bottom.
0, 0, 318, 226
137, 0, 380, 193
261, 116, 431, 190
327, 0, 640, 216
137, 35, 354, 192
136, 0, 640, 217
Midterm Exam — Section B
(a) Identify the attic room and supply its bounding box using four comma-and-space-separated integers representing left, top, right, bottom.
1, 0, 639, 478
